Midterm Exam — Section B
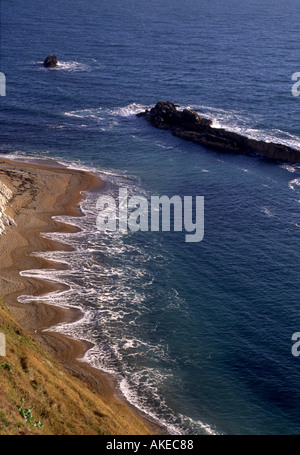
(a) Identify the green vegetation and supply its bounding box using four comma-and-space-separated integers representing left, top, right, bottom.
0, 362, 13, 375
0, 299, 150, 435
17, 403, 44, 429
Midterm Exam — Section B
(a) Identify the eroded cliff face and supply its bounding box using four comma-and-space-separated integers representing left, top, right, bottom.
0, 181, 16, 235
137, 101, 300, 163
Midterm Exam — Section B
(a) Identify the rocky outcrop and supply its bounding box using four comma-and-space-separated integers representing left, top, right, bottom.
43, 54, 58, 68
137, 101, 300, 163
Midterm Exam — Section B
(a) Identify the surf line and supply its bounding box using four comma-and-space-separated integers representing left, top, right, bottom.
96, 187, 204, 243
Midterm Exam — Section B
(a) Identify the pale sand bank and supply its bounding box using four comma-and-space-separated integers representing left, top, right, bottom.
0, 157, 165, 435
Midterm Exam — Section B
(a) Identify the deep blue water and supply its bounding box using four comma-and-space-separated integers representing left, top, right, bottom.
1, 0, 300, 434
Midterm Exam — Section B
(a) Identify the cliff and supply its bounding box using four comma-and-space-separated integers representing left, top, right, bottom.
0, 299, 151, 435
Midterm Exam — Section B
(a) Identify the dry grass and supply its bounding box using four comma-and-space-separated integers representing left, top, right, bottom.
0, 299, 151, 435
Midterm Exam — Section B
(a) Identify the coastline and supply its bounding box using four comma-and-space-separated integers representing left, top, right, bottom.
0, 157, 166, 435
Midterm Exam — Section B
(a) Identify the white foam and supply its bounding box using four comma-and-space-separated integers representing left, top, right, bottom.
64, 103, 150, 128
281, 164, 300, 174
177, 414, 219, 435
119, 376, 183, 435
177, 103, 300, 151
56, 61, 89, 72
261, 206, 274, 218
119, 374, 218, 435
64, 107, 104, 119
64, 99, 300, 153
109, 103, 150, 117
288, 178, 300, 191
32, 60, 90, 72
13, 156, 218, 435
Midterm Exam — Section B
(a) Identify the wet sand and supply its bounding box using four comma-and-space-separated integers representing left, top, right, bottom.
0, 157, 165, 435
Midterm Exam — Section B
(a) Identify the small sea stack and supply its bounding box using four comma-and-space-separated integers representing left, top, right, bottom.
137, 101, 300, 164
43, 54, 58, 68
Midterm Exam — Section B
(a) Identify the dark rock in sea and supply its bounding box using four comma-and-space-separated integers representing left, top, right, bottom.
43, 54, 58, 68
137, 101, 300, 163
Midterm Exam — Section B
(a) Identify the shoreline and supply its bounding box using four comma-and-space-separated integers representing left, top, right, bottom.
0, 157, 166, 435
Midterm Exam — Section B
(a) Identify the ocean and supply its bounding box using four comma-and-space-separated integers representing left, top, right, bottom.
1, 0, 300, 434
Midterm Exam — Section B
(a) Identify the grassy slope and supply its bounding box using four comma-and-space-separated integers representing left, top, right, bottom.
0, 299, 151, 435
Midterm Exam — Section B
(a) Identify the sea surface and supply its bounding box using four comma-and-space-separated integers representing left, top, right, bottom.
1, 0, 300, 434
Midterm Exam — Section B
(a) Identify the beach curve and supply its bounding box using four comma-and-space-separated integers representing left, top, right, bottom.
0, 157, 164, 435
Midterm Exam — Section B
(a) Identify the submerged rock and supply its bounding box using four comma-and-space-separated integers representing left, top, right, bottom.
43, 54, 58, 68
137, 101, 300, 163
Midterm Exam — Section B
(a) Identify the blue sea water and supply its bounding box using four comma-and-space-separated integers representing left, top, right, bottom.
1, 0, 300, 434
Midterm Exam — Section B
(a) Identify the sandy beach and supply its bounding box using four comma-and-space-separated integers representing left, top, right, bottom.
0, 157, 163, 435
